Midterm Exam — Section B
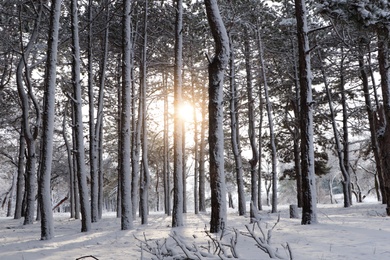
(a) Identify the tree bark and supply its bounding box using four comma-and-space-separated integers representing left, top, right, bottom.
39, 0, 62, 240
294, 0, 318, 224
204, 0, 229, 233
229, 35, 245, 216
172, 0, 184, 227
376, 25, 390, 215
71, 0, 91, 232
120, 0, 134, 230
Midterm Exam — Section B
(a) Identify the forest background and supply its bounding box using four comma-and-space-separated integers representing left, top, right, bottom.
1, 0, 390, 244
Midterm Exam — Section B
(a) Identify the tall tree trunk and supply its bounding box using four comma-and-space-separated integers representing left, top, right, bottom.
376, 25, 390, 215
198, 84, 207, 212
295, 0, 318, 224
358, 41, 385, 204
140, 0, 150, 224
71, 0, 92, 232
229, 35, 245, 216
244, 34, 259, 209
163, 73, 171, 216
257, 30, 277, 213
172, 0, 184, 227
16, 2, 42, 226
96, 1, 109, 219
14, 127, 25, 219
72, 105, 80, 219
318, 51, 351, 208
88, 0, 99, 223
120, 0, 134, 230
192, 72, 199, 215
63, 101, 75, 218
39, 0, 62, 240
204, 0, 229, 233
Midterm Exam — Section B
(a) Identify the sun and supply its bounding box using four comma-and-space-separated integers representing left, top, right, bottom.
177, 103, 194, 122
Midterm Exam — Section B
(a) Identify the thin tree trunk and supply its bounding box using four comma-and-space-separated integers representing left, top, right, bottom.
295, 0, 318, 224
318, 51, 351, 208
16, 2, 42, 226
63, 101, 75, 218
376, 25, 390, 215
163, 73, 171, 216
14, 127, 25, 219
140, 0, 149, 224
96, 0, 110, 220
120, 0, 134, 230
198, 84, 207, 212
71, 0, 92, 232
229, 35, 245, 216
172, 0, 184, 228
257, 30, 277, 213
39, 0, 62, 239
204, 0, 229, 233
88, 0, 99, 223
358, 41, 385, 205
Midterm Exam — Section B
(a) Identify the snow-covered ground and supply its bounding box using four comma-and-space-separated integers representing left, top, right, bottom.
1, 200, 389, 260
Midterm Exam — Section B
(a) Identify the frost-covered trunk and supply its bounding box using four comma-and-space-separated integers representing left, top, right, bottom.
63, 101, 75, 218
72, 106, 80, 219
39, 0, 62, 240
204, 0, 229, 233
16, 2, 42, 225
131, 69, 141, 220
340, 53, 352, 207
14, 128, 25, 219
319, 51, 351, 208
120, 0, 134, 230
182, 121, 187, 214
71, 0, 92, 232
140, 1, 150, 224
377, 25, 390, 215
358, 42, 384, 204
163, 74, 171, 216
244, 35, 259, 209
198, 85, 207, 212
88, 0, 99, 223
257, 90, 263, 211
291, 37, 302, 208
192, 73, 199, 215
294, 0, 317, 224
257, 31, 277, 213
229, 35, 245, 216
96, 1, 110, 219
172, 0, 184, 227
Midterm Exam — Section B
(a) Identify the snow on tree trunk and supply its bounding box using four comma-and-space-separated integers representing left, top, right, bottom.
120, 0, 134, 230
140, 1, 150, 224
204, 0, 229, 233
244, 34, 259, 210
96, 0, 110, 219
229, 35, 246, 216
199, 86, 207, 212
257, 30, 277, 213
163, 75, 171, 216
88, 0, 99, 223
16, 2, 42, 225
172, 0, 184, 228
377, 25, 390, 215
63, 101, 75, 219
14, 129, 25, 220
318, 51, 351, 208
38, 0, 62, 240
294, 0, 318, 225
358, 42, 384, 205
71, 0, 92, 232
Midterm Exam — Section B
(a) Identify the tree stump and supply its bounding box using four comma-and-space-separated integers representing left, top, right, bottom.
290, 204, 299, 219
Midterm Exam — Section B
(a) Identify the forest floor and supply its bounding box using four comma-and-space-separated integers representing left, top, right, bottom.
1, 198, 389, 260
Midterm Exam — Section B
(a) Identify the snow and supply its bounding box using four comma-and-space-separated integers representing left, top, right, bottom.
1, 200, 389, 259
